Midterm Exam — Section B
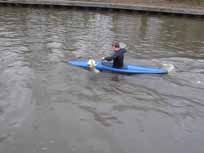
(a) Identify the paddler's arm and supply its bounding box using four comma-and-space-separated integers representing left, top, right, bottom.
104, 53, 117, 61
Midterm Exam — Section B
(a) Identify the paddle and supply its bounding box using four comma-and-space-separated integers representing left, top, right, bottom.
119, 42, 127, 49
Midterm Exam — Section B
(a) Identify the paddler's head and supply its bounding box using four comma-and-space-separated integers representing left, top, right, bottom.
112, 42, 120, 52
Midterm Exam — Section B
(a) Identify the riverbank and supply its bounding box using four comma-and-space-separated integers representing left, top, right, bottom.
98, 0, 204, 9
85, 0, 204, 9
0, 0, 204, 16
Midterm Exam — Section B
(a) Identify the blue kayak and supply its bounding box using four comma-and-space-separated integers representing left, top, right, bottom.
68, 60, 168, 74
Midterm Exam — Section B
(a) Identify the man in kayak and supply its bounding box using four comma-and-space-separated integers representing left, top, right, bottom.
103, 42, 127, 68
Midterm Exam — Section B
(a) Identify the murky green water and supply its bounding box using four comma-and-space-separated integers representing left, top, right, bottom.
0, 6, 204, 153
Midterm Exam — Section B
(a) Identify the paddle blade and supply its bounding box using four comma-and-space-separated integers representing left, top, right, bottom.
119, 42, 127, 49
161, 63, 176, 73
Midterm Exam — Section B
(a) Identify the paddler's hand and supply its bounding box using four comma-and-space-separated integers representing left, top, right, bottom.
101, 57, 105, 60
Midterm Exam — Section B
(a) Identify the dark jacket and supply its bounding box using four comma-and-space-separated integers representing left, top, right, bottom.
104, 48, 127, 68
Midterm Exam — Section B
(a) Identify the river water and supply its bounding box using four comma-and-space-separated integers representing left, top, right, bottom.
0, 6, 204, 153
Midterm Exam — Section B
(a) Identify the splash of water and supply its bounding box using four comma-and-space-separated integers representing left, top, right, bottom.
87, 59, 100, 73
161, 63, 176, 73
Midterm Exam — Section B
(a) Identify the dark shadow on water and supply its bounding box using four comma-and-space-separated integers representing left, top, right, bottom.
79, 105, 122, 127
